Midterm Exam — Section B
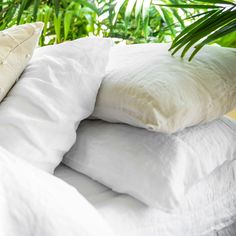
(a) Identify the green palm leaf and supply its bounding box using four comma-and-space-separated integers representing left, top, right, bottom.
167, 0, 236, 60
33, 0, 40, 21
189, 19, 236, 60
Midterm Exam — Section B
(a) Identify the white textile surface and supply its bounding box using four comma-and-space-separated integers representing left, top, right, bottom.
55, 162, 236, 236
93, 43, 236, 133
63, 118, 236, 210
0, 37, 112, 173
0, 147, 114, 236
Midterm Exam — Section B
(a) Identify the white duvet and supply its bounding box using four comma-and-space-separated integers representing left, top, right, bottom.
57, 159, 236, 236
0, 147, 114, 236
1, 144, 235, 236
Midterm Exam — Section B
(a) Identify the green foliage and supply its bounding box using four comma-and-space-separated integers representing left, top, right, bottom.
166, 0, 236, 60
0, 0, 100, 45
215, 31, 236, 47
96, 0, 204, 44
0, 0, 197, 45
0, 0, 235, 58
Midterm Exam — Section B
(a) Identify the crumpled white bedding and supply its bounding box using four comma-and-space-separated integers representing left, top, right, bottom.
0, 147, 114, 236
63, 118, 236, 210
55, 160, 236, 236
0, 37, 112, 173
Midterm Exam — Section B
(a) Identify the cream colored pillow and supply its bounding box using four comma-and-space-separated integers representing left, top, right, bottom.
93, 43, 236, 133
0, 22, 43, 102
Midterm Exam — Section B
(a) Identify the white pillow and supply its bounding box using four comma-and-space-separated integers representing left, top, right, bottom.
92, 43, 236, 133
0, 38, 113, 173
0, 147, 114, 236
0, 22, 43, 102
63, 117, 236, 211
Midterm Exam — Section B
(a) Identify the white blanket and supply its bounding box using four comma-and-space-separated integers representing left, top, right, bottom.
56, 159, 236, 236
0, 147, 114, 236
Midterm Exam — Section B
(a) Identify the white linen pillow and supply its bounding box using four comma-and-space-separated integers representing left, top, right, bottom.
0, 22, 43, 102
63, 117, 236, 211
0, 147, 114, 236
92, 43, 236, 133
0, 37, 112, 173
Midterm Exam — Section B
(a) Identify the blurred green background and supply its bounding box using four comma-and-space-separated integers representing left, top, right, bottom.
0, 1, 235, 58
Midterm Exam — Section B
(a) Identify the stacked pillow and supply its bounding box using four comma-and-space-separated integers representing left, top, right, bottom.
0, 23, 113, 173
0, 23, 236, 212
63, 43, 236, 211
93, 43, 236, 133
64, 118, 236, 210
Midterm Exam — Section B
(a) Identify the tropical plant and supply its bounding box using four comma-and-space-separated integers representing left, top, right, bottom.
0, 0, 101, 45
0, 0, 201, 45
161, 0, 236, 60
0, 0, 235, 59
100, 0, 201, 43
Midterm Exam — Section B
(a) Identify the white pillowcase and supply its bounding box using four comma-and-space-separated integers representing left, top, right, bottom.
0, 147, 114, 236
92, 43, 236, 133
63, 117, 236, 211
0, 22, 43, 102
0, 37, 112, 173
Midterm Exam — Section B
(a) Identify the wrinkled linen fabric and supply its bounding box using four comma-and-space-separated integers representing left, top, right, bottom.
0, 22, 43, 102
56, 160, 236, 236
98, 158, 236, 236
0, 37, 113, 173
0, 147, 114, 236
63, 117, 236, 210
92, 43, 236, 133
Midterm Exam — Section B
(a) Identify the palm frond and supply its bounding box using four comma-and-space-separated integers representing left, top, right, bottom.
164, 0, 236, 60
1, 0, 235, 55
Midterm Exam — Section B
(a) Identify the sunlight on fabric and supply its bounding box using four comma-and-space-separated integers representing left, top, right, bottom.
227, 109, 236, 119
